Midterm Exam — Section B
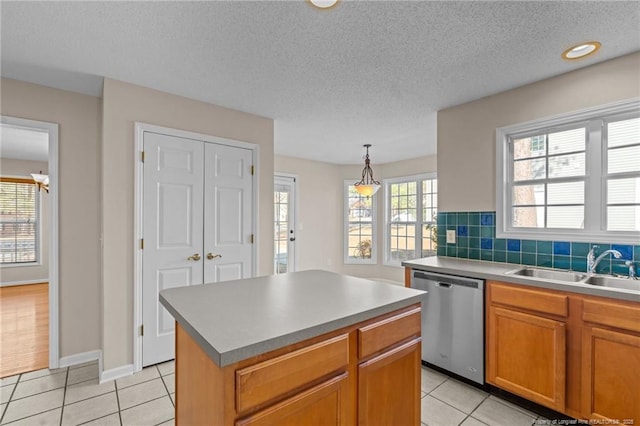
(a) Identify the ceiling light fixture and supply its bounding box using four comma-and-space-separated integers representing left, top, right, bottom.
31, 171, 49, 193
561, 41, 601, 60
307, 0, 339, 10
354, 144, 380, 197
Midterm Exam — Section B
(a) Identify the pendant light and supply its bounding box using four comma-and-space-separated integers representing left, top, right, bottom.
354, 144, 380, 197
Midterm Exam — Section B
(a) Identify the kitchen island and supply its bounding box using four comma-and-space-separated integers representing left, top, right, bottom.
160, 270, 426, 425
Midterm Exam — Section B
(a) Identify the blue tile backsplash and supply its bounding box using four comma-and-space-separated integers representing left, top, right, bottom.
436, 211, 640, 276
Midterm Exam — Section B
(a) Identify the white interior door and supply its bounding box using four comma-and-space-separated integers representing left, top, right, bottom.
203, 143, 253, 283
141, 128, 255, 367
274, 175, 296, 274
142, 131, 204, 366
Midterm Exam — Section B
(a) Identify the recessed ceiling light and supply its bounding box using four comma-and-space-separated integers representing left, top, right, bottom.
562, 41, 601, 60
307, 0, 339, 10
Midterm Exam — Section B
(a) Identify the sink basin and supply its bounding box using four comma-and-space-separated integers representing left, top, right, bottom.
580, 275, 640, 291
506, 267, 586, 282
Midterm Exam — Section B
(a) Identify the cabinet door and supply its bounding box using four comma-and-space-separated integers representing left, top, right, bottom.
358, 338, 421, 426
235, 373, 349, 426
487, 306, 566, 411
581, 326, 640, 422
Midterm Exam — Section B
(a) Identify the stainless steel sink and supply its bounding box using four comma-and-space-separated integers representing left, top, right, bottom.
580, 275, 640, 291
505, 267, 586, 282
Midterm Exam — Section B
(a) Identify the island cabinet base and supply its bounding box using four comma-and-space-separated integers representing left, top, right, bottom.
174, 304, 422, 426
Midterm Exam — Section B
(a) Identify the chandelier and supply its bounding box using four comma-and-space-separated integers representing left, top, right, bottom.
354, 144, 380, 197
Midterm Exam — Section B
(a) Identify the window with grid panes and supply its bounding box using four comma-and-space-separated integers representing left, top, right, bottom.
496, 99, 640, 243
344, 182, 376, 264
0, 178, 39, 264
385, 173, 437, 266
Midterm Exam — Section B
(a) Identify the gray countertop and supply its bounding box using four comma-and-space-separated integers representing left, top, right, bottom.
403, 256, 640, 303
159, 270, 425, 367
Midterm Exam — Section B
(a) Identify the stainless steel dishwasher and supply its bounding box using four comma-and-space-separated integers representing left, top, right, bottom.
411, 270, 485, 384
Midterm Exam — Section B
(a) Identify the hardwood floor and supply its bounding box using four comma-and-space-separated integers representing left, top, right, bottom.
0, 283, 49, 378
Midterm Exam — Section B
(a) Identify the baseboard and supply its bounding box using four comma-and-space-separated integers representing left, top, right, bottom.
100, 364, 134, 384
59, 350, 101, 368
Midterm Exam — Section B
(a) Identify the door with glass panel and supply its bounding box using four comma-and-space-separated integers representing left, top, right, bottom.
274, 176, 296, 274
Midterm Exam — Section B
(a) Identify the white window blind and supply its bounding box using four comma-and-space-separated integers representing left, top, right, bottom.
606, 116, 640, 231
0, 178, 39, 264
496, 98, 640, 244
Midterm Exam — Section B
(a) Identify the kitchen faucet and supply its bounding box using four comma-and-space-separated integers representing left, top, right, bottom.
586, 245, 622, 274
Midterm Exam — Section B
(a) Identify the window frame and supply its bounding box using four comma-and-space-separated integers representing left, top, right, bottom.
383, 172, 437, 267
496, 98, 640, 244
0, 177, 41, 266
344, 181, 377, 265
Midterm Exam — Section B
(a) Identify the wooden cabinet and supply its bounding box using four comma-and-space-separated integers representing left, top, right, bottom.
358, 339, 421, 426
175, 304, 422, 426
487, 282, 567, 412
236, 373, 350, 426
486, 280, 640, 421
581, 299, 640, 422
357, 307, 421, 426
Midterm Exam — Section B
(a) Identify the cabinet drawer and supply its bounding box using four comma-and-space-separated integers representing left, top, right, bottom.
490, 282, 568, 317
358, 306, 421, 359
236, 334, 349, 413
582, 298, 640, 333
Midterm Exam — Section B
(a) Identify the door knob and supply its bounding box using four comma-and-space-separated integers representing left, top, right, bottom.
207, 253, 222, 260
187, 253, 201, 261
289, 237, 296, 241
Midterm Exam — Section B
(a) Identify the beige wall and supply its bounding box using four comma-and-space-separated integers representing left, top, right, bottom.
275, 154, 437, 284
101, 78, 274, 370
274, 156, 343, 273
438, 52, 640, 212
0, 78, 102, 357
0, 159, 50, 285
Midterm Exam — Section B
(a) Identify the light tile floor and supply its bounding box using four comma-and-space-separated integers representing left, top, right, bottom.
0, 360, 174, 426
1, 362, 548, 425
420, 367, 548, 426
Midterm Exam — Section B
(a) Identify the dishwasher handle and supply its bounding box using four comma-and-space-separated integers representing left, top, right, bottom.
437, 282, 452, 288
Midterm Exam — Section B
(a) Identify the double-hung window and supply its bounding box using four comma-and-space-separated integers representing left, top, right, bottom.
385, 173, 437, 266
344, 182, 376, 264
0, 178, 39, 264
496, 99, 640, 243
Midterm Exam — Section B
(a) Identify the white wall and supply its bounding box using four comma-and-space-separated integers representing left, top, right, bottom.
1, 77, 102, 358
101, 78, 274, 371
0, 159, 50, 285
438, 52, 640, 212
275, 154, 437, 283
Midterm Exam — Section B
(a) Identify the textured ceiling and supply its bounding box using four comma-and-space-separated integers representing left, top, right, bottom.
1, 1, 639, 164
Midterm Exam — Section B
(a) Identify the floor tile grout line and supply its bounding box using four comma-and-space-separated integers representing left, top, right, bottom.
158, 367, 173, 408
76, 412, 120, 426
6, 380, 67, 404
114, 378, 123, 426
59, 366, 70, 426
426, 389, 487, 419
116, 374, 161, 391
489, 395, 539, 418
119, 392, 171, 414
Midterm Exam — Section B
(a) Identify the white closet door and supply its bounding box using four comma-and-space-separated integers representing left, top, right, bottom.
142, 131, 204, 366
203, 143, 253, 283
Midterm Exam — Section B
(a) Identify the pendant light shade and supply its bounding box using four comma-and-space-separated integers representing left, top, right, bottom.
354, 145, 380, 197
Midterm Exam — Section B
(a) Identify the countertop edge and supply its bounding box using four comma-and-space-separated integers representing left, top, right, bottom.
160, 291, 424, 368
159, 292, 223, 366
402, 257, 640, 303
